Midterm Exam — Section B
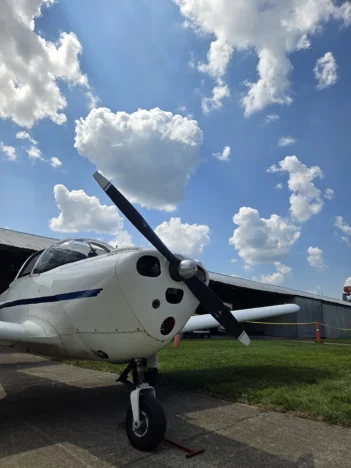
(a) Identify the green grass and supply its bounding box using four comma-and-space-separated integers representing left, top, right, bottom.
323, 338, 351, 344
294, 338, 351, 345
61, 339, 351, 427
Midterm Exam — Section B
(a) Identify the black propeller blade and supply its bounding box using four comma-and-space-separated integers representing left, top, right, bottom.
184, 276, 250, 345
93, 171, 250, 346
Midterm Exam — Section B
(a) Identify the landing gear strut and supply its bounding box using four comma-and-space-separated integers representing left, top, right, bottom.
124, 358, 166, 451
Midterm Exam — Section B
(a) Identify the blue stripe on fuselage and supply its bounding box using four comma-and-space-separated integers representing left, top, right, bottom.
0, 288, 103, 310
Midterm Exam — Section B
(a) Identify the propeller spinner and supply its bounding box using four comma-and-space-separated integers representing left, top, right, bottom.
93, 171, 250, 346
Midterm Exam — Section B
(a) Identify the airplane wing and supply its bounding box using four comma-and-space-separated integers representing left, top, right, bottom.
0, 319, 58, 345
181, 303, 299, 333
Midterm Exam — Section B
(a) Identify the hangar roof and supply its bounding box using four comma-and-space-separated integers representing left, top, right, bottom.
209, 272, 351, 308
0, 228, 58, 252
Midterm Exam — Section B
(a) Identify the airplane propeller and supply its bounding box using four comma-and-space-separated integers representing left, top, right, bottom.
93, 171, 250, 346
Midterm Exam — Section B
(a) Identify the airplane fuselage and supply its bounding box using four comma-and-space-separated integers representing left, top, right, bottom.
0, 247, 202, 363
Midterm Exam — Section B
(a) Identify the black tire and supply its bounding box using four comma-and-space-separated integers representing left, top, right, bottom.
126, 394, 166, 451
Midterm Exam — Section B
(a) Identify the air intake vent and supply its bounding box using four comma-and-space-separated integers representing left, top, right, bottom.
160, 317, 175, 335
166, 288, 184, 304
137, 256, 161, 277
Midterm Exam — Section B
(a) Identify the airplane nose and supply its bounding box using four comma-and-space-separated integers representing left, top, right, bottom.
115, 251, 200, 341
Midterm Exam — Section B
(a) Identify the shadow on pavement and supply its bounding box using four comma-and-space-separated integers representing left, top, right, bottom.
0, 353, 317, 467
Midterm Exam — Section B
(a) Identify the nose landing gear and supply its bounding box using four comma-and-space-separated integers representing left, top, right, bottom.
126, 390, 166, 450
124, 358, 166, 451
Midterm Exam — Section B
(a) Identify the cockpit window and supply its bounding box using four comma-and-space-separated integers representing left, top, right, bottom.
18, 250, 44, 278
33, 239, 112, 274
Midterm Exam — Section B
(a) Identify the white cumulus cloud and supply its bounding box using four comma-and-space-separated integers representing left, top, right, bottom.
213, 145, 231, 161
307, 246, 327, 272
50, 157, 62, 168
314, 52, 338, 90
253, 262, 291, 285
229, 207, 300, 266
275, 262, 292, 275
27, 146, 44, 161
268, 155, 324, 222
75, 107, 203, 211
155, 217, 210, 258
255, 272, 285, 285
174, 0, 351, 115
276, 183, 283, 190
108, 231, 134, 249
0, 0, 92, 128
201, 81, 230, 113
324, 188, 335, 200
85, 91, 100, 110
334, 216, 351, 244
0, 142, 16, 161
49, 185, 131, 243
278, 136, 296, 147
16, 131, 37, 145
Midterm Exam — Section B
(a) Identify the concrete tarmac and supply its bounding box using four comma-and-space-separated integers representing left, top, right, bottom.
0, 349, 350, 468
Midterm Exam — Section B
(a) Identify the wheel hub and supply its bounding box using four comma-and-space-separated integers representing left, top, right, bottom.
133, 410, 149, 438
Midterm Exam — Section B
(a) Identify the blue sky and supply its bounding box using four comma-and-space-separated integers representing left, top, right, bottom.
0, 0, 350, 299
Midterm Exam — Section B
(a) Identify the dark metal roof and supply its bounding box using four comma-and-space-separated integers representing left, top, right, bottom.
0, 228, 58, 251
209, 272, 351, 308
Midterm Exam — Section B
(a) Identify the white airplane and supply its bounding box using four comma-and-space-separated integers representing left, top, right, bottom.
0, 172, 299, 451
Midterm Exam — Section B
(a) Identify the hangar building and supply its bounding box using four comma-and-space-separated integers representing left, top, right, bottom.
0, 228, 57, 294
208, 273, 351, 339
1, 228, 350, 339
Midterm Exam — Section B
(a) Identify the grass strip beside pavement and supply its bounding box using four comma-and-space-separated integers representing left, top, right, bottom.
61, 339, 351, 427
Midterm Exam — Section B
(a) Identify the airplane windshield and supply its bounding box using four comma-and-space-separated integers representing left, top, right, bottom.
33, 239, 113, 274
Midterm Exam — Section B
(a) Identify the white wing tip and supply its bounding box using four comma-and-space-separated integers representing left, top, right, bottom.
238, 331, 250, 346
